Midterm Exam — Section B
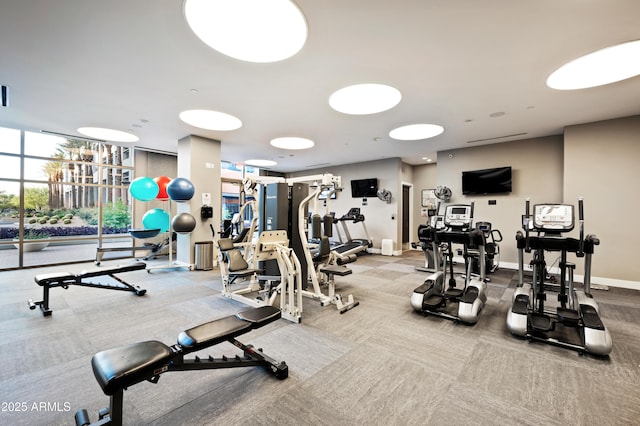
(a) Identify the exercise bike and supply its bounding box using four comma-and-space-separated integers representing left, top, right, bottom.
410, 203, 488, 324
506, 198, 612, 356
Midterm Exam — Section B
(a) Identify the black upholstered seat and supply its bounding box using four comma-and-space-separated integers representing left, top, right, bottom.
91, 340, 173, 396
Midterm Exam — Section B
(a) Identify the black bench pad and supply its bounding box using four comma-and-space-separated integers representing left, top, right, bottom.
178, 306, 281, 352
79, 262, 147, 279
34, 272, 76, 285
178, 316, 252, 352
92, 340, 173, 396
34, 262, 147, 286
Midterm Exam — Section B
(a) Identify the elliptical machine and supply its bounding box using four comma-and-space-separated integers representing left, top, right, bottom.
470, 221, 502, 276
412, 215, 446, 273
506, 198, 612, 356
410, 203, 488, 324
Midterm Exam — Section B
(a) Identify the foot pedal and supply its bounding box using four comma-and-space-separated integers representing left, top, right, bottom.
581, 305, 605, 330
459, 287, 479, 304
530, 313, 552, 332
423, 294, 445, 309
444, 287, 463, 299
512, 294, 529, 315
557, 308, 580, 326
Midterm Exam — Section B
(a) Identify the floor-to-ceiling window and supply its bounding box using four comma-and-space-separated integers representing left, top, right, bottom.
220, 161, 259, 236
0, 127, 133, 269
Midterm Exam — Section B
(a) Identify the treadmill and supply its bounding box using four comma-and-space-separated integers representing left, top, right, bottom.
332, 208, 372, 256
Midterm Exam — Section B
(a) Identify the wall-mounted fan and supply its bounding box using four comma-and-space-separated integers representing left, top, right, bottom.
377, 188, 392, 204
243, 177, 257, 195
434, 185, 452, 202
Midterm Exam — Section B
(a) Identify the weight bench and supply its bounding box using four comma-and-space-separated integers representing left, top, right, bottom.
29, 262, 147, 316
74, 305, 288, 426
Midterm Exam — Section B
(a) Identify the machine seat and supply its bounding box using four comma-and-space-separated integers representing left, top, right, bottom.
320, 264, 352, 277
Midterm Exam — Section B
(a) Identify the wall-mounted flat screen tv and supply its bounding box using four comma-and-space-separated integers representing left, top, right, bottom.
351, 178, 378, 198
462, 166, 512, 195
318, 186, 337, 200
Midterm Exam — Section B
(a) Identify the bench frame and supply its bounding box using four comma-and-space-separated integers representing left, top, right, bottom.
29, 262, 147, 316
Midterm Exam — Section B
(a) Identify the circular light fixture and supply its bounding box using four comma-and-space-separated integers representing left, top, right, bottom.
77, 127, 139, 142
184, 0, 308, 63
329, 83, 402, 115
270, 137, 315, 150
389, 124, 444, 141
179, 109, 242, 131
245, 159, 277, 167
547, 39, 640, 90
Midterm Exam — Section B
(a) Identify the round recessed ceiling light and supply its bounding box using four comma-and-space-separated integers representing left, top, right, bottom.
547, 39, 640, 90
184, 0, 308, 63
179, 109, 242, 131
389, 124, 444, 140
77, 127, 139, 142
270, 137, 315, 150
245, 159, 277, 167
329, 83, 402, 115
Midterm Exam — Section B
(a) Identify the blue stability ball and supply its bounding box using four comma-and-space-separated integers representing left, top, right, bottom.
142, 208, 170, 233
167, 177, 195, 202
172, 213, 196, 233
129, 176, 159, 202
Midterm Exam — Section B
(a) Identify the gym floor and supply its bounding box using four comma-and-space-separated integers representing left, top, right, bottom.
1, 251, 639, 425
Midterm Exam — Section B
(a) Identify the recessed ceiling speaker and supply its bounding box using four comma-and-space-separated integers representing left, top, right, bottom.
1, 85, 7, 107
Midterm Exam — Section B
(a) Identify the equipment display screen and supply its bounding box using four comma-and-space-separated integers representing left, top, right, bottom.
533, 204, 574, 230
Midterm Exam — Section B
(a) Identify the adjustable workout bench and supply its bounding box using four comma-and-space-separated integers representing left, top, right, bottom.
74, 305, 288, 426
29, 262, 147, 316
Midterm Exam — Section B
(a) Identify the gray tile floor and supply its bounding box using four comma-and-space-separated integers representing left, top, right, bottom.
1, 250, 639, 425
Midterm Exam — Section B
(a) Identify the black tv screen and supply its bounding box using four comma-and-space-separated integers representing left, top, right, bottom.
462, 166, 512, 195
351, 178, 378, 198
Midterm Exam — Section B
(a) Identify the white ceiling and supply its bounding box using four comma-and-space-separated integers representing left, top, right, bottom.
1, 0, 639, 173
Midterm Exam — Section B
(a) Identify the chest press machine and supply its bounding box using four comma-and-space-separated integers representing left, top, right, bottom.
218, 230, 304, 323
74, 305, 288, 426
29, 262, 148, 316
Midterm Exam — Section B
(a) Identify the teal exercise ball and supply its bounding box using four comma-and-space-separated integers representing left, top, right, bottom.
172, 213, 196, 234
167, 177, 195, 202
129, 177, 159, 202
142, 208, 170, 233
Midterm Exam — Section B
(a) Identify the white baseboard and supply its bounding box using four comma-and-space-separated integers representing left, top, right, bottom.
370, 248, 403, 256
497, 262, 640, 291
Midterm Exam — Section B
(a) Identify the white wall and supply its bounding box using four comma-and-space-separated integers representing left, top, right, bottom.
564, 115, 640, 286
415, 136, 564, 267
292, 158, 402, 252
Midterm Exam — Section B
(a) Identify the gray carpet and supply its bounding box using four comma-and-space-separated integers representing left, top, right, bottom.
1, 251, 639, 425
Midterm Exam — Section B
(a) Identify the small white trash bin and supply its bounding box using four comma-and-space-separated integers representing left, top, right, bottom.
381, 239, 393, 256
